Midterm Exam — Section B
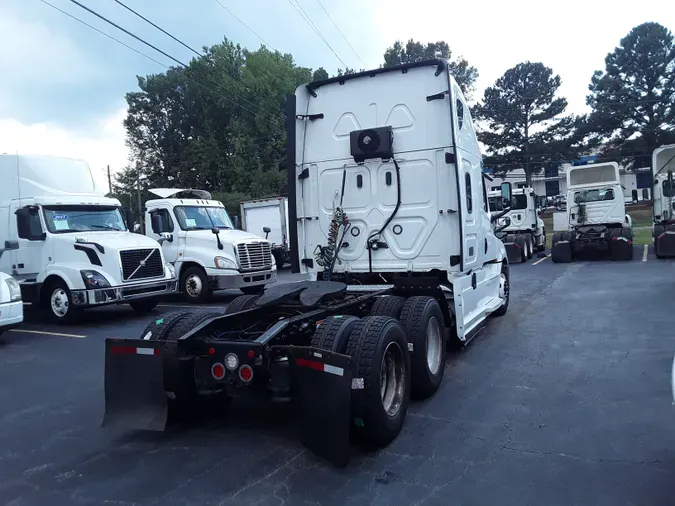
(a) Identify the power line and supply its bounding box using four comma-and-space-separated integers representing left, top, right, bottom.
63, 0, 284, 130
109, 0, 284, 128
313, 0, 365, 68
285, 0, 348, 68
213, 0, 277, 52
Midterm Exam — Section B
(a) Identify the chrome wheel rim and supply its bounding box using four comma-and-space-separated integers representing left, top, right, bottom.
426, 316, 443, 375
499, 272, 509, 305
51, 288, 69, 317
185, 274, 202, 297
379, 341, 405, 417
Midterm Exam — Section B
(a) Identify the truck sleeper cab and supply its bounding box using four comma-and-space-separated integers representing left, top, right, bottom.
489, 188, 546, 263
0, 155, 177, 324
145, 189, 277, 303
101, 59, 513, 467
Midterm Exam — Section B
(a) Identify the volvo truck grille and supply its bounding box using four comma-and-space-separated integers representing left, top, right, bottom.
120, 249, 164, 281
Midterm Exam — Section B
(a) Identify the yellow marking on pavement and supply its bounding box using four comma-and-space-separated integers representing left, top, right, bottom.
642, 244, 648, 262
532, 254, 550, 266
9, 329, 86, 339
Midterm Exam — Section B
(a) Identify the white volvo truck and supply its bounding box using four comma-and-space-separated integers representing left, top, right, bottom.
0, 155, 177, 324
488, 188, 546, 262
0, 241, 23, 335
552, 162, 633, 262
651, 144, 675, 258
144, 189, 277, 303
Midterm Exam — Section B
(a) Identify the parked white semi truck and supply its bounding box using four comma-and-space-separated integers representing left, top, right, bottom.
0, 241, 22, 336
0, 155, 177, 324
552, 161, 633, 262
651, 144, 675, 258
103, 59, 516, 467
239, 196, 291, 269
144, 189, 277, 303
488, 188, 546, 263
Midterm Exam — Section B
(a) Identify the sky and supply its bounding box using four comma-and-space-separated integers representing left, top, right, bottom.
1, 0, 673, 190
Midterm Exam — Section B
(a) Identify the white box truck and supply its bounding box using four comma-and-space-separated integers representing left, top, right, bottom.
651, 144, 675, 258
0, 155, 177, 324
240, 197, 291, 268
551, 162, 633, 262
102, 59, 516, 467
144, 189, 277, 303
0, 241, 22, 335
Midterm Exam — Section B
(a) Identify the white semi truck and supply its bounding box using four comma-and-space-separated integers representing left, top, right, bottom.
144, 189, 277, 303
651, 144, 675, 258
0, 155, 177, 324
488, 188, 546, 263
552, 161, 633, 262
0, 241, 22, 336
239, 196, 291, 269
103, 59, 514, 467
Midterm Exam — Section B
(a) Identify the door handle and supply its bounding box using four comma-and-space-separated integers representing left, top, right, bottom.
471, 273, 476, 289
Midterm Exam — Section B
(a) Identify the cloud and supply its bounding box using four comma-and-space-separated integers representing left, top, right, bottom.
0, 108, 129, 192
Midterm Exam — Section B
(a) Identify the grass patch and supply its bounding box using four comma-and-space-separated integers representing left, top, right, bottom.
632, 227, 652, 246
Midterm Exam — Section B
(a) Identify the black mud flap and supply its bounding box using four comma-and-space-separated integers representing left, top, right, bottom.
101, 338, 168, 432
504, 243, 523, 263
657, 233, 675, 257
288, 346, 353, 467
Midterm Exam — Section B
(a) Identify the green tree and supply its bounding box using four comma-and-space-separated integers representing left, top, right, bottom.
476, 62, 578, 185
585, 22, 675, 169
383, 39, 478, 96
312, 67, 329, 81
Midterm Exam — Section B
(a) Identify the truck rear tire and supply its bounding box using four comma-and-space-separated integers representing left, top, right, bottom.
370, 295, 406, 319
537, 229, 546, 252
491, 264, 510, 317
526, 233, 533, 259
139, 311, 190, 340
399, 296, 446, 399
181, 266, 212, 304
515, 234, 527, 262
345, 316, 410, 447
43, 279, 81, 325
551, 232, 572, 263
310, 315, 360, 354
610, 228, 634, 261
225, 294, 260, 314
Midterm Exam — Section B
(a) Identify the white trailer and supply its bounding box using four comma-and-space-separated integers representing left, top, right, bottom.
489, 188, 546, 263
0, 155, 177, 324
240, 197, 291, 268
144, 189, 277, 303
651, 144, 675, 258
552, 162, 633, 262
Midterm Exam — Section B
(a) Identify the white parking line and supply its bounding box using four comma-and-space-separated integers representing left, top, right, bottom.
642, 244, 648, 262
532, 254, 550, 266
9, 329, 86, 339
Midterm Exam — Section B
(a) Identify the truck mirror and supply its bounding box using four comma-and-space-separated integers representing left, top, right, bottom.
150, 213, 163, 234
500, 182, 512, 209
233, 215, 240, 230
158, 232, 173, 245
15, 206, 45, 241
211, 227, 220, 235
263, 226, 271, 239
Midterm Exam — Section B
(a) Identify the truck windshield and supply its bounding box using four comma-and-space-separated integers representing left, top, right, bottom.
512, 194, 528, 210
174, 206, 234, 230
573, 188, 615, 203
42, 206, 127, 233
663, 181, 675, 198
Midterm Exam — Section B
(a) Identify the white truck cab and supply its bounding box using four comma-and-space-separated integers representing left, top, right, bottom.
552, 162, 633, 262
0, 241, 23, 335
651, 144, 675, 258
0, 155, 177, 324
292, 58, 512, 343
144, 189, 277, 303
488, 188, 546, 262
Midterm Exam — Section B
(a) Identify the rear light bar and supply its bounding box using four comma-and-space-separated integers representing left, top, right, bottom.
109, 345, 158, 356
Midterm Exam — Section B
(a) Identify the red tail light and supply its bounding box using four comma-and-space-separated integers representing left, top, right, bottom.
211, 362, 226, 380
239, 364, 253, 383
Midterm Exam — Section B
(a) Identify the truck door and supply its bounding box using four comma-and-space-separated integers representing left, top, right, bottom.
148, 207, 179, 263
10, 202, 48, 283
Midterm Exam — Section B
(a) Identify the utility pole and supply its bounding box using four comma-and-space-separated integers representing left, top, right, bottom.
136, 160, 143, 231
107, 165, 112, 195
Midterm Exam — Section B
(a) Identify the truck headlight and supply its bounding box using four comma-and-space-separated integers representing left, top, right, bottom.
5, 277, 21, 302
80, 270, 111, 289
165, 262, 176, 278
214, 256, 237, 269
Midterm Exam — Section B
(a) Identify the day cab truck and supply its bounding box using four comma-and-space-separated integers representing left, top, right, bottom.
240, 196, 291, 269
0, 241, 22, 336
651, 144, 675, 258
489, 187, 546, 263
552, 161, 633, 262
0, 155, 177, 324
144, 189, 277, 303
102, 59, 515, 467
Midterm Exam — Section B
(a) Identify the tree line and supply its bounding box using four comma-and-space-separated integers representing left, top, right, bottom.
114, 21, 675, 214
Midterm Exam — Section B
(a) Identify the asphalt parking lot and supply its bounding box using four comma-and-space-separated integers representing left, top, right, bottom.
2, 249, 674, 506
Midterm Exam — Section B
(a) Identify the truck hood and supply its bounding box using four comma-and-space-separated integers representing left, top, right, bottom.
185, 229, 270, 245
54, 231, 161, 250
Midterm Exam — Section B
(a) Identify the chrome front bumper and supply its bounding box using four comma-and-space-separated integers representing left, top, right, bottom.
71, 278, 178, 306
207, 268, 277, 290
